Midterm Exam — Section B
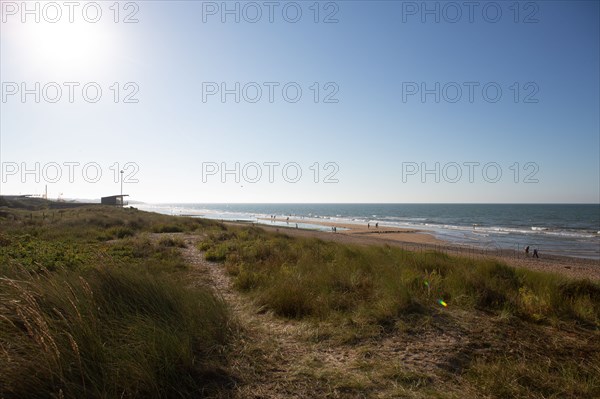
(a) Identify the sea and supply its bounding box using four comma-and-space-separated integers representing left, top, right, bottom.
136, 203, 600, 260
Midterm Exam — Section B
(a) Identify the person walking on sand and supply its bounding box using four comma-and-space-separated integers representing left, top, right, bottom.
368, 223, 370, 229
375, 222, 378, 228
533, 249, 539, 258
525, 246, 530, 257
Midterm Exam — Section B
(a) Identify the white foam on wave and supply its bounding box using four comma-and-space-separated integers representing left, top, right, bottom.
138, 204, 599, 258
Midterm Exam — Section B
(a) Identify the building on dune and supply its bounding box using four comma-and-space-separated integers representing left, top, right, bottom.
101, 195, 129, 206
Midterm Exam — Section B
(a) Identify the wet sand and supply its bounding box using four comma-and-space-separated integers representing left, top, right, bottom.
233, 218, 600, 281
259, 217, 444, 245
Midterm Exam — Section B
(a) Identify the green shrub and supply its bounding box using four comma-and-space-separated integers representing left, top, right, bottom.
158, 236, 187, 248
106, 226, 136, 239
152, 224, 184, 233
205, 243, 229, 262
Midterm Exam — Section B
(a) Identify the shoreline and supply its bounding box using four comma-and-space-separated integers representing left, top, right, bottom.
138, 204, 599, 261
224, 219, 600, 281
258, 216, 445, 245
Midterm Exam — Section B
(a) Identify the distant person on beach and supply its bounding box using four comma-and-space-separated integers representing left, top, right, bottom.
286, 217, 289, 224
525, 246, 530, 256
375, 223, 378, 228
295, 223, 298, 229
533, 249, 539, 258
368, 223, 370, 229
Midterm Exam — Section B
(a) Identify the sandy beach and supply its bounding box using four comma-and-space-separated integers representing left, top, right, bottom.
259, 217, 445, 245
237, 218, 600, 281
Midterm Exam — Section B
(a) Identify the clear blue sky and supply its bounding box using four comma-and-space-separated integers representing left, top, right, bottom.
1, 0, 598, 203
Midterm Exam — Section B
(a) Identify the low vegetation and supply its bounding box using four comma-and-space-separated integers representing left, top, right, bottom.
2, 199, 599, 398
200, 226, 600, 326
200, 225, 600, 398
0, 202, 233, 398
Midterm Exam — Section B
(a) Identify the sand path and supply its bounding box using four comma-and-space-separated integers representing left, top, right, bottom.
153, 233, 498, 398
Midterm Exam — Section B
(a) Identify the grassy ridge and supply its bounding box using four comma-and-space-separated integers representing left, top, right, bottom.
0, 205, 233, 398
200, 225, 600, 397
200, 226, 600, 327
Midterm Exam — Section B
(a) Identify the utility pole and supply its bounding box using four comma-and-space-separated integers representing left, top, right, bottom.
120, 170, 124, 206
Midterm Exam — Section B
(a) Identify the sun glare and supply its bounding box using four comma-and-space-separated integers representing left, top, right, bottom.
16, 18, 115, 76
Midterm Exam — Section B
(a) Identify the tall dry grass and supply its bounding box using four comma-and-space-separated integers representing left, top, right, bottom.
200, 226, 600, 328
1, 206, 234, 398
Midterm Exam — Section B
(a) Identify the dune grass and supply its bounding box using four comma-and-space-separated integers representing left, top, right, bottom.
199, 226, 600, 327
0, 205, 234, 398
0, 204, 218, 241
199, 225, 600, 398
2, 202, 599, 398
0, 267, 232, 398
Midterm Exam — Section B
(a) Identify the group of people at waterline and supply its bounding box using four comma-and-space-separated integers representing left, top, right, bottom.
525, 245, 539, 258
268, 215, 384, 233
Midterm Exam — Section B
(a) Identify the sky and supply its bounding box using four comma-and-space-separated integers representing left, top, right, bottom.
1, 0, 599, 203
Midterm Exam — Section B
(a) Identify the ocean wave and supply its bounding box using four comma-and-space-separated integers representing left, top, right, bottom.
139, 204, 599, 237
375, 221, 598, 240
380, 216, 428, 222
